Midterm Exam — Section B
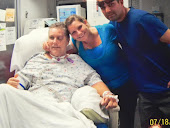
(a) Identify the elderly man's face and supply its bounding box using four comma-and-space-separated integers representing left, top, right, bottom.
97, 0, 124, 22
48, 28, 69, 57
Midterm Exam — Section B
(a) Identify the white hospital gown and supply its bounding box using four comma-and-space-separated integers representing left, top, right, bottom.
18, 53, 102, 102
0, 53, 102, 128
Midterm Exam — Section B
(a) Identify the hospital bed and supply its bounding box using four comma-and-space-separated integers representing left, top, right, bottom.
10, 27, 120, 128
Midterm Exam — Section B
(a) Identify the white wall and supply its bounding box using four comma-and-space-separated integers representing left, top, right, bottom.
16, 0, 50, 37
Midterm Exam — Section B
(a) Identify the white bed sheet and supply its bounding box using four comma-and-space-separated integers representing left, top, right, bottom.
0, 84, 96, 128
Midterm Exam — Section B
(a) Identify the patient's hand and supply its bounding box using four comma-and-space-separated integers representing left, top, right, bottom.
7, 74, 19, 89
101, 94, 118, 109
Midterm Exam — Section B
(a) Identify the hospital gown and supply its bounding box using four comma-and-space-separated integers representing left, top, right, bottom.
0, 53, 102, 128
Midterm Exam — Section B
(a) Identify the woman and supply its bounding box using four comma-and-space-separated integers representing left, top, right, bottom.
64, 15, 138, 128
2, 22, 117, 128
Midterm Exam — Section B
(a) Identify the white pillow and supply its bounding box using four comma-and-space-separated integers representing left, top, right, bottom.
71, 86, 109, 123
10, 28, 49, 72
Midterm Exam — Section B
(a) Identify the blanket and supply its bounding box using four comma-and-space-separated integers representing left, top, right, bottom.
0, 84, 96, 128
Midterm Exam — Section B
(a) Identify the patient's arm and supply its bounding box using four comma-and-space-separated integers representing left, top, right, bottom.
92, 81, 118, 109
7, 74, 27, 90
7, 74, 19, 88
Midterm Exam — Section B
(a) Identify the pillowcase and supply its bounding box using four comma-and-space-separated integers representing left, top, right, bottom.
10, 28, 49, 73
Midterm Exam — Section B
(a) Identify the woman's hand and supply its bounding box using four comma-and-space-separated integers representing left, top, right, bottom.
7, 74, 19, 88
100, 94, 119, 109
43, 41, 50, 51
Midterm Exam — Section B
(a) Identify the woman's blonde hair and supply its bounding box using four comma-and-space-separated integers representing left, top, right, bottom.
65, 15, 90, 31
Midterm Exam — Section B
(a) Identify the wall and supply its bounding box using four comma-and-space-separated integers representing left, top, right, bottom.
0, 0, 56, 83
152, 0, 170, 28
139, 0, 152, 13
0, 0, 15, 83
131, 0, 170, 28
16, 0, 50, 37
47, 0, 57, 18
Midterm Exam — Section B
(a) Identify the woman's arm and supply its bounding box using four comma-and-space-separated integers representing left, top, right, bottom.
91, 81, 110, 96
92, 81, 118, 109
66, 40, 78, 54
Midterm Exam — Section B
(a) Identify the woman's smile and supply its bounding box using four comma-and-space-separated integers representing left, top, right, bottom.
77, 32, 86, 39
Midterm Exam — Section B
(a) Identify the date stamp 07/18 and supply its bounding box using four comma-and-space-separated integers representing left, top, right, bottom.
149, 118, 170, 127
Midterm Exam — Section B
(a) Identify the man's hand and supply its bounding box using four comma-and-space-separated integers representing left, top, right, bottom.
7, 74, 19, 88
167, 81, 170, 88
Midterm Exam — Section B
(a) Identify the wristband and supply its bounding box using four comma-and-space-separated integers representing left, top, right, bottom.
19, 83, 26, 90
103, 91, 119, 103
105, 95, 119, 103
102, 91, 113, 97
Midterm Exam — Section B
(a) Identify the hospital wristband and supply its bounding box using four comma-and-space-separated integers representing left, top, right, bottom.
105, 95, 119, 103
102, 91, 119, 102
102, 91, 113, 97
19, 83, 26, 90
